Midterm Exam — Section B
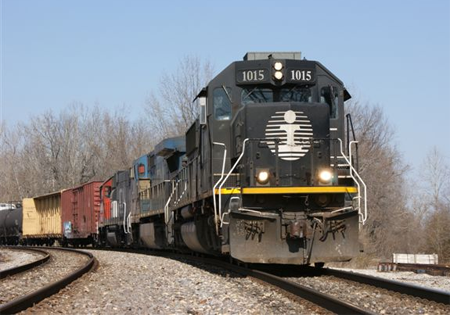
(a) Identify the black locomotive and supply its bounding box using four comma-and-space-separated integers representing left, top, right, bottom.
99, 52, 367, 266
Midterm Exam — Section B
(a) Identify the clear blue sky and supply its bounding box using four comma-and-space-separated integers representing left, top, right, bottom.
2, 0, 450, 172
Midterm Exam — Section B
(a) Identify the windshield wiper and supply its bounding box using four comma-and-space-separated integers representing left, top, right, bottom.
222, 85, 232, 103
243, 87, 258, 100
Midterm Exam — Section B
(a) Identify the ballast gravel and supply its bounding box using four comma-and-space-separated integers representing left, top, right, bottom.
18, 250, 326, 314
2, 248, 448, 314
0, 249, 41, 271
332, 267, 450, 291
1, 248, 89, 304
289, 274, 450, 314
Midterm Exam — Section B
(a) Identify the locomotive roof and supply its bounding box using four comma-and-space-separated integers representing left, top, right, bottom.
153, 135, 186, 158
243, 52, 302, 60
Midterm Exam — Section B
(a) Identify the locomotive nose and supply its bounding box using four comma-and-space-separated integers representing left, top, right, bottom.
232, 102, 330, 187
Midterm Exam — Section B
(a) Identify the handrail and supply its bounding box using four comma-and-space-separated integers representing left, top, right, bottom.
122, 202, 128, 234
337, 138, 368, 225
126, 211, 131, 234
217, 139, 249, 226
212, 142, 227, 234
164, 180, 176, 225
349, 140, 367, 224
111, 201, 118, 218
174, 180, 187, 206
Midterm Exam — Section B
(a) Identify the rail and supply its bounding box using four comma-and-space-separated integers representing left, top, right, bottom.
0, 246, 50, 279
179, 254, 372, 314
0, 247, 96, 314
320, 267, 450, 305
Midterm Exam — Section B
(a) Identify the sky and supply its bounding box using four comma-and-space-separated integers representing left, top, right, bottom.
1, 0, 450, 173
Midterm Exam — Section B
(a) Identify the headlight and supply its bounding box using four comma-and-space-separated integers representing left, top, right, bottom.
318, 169, 333, 183
274, 62, 283, 71
274, 71, 283, 80
256, 170, 270, 185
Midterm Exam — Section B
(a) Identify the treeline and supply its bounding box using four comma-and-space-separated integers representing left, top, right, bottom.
1, 56, 449, 263
0, 104, 154, 199
347, 101, 450, 264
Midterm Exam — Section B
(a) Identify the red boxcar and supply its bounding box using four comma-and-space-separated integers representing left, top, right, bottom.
61, 181, 102, 246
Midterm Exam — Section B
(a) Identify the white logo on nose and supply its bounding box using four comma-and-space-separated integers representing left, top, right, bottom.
264, 110, 313, 161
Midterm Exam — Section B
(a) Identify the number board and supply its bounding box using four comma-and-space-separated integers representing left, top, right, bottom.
236, 68, 270, 84
285, 68, 316, 83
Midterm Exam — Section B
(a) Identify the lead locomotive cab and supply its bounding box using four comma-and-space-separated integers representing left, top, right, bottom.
189, 52, 367, 265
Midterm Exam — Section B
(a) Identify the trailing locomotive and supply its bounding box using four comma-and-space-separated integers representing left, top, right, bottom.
98, 52, 368, 265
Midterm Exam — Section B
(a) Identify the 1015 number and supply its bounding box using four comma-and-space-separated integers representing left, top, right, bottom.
242, 70, 265, 82
290, 70, 312, 81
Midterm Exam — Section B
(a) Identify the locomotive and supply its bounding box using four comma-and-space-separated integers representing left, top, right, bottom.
98, 52, 368, 265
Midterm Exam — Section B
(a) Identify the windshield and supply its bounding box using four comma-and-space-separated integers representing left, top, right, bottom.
241, 86, 312, 105
280, 87, 311, 102
241, 87, 273, 105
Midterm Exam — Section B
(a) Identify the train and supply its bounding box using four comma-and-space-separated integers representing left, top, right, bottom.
0, 52, 367, 266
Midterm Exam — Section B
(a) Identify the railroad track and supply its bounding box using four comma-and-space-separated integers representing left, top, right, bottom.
0, 246, 96, 314
0, 247, 50, 279
175, 255, 450, 314
317, 267, 450, 305
199, 257, 372, 314
25, 247, 448, 314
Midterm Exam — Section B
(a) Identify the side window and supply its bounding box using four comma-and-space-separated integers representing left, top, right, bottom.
320, 86, 339, 119
214, 87, 232, 121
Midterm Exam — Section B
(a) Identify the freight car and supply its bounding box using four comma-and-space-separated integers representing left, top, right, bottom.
0, 204, 22, 245
61, 181, 102, 247
22, 191, 63, 246
98, 52, 368, 266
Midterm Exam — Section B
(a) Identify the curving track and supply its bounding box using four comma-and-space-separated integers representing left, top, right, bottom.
0, 247, 50, 279
0, 246, 96, 314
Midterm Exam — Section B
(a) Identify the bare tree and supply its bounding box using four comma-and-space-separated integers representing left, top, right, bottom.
0, 103, 154, 200
144, 55, 214, 141
346, 100, 413, 259
421, 147, 450, 209
419, 147, 450, 262
0, 121, 27, 201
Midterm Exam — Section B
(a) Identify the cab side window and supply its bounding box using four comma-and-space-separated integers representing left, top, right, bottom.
320, 86, 339, 119
214, 87, 232, 121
